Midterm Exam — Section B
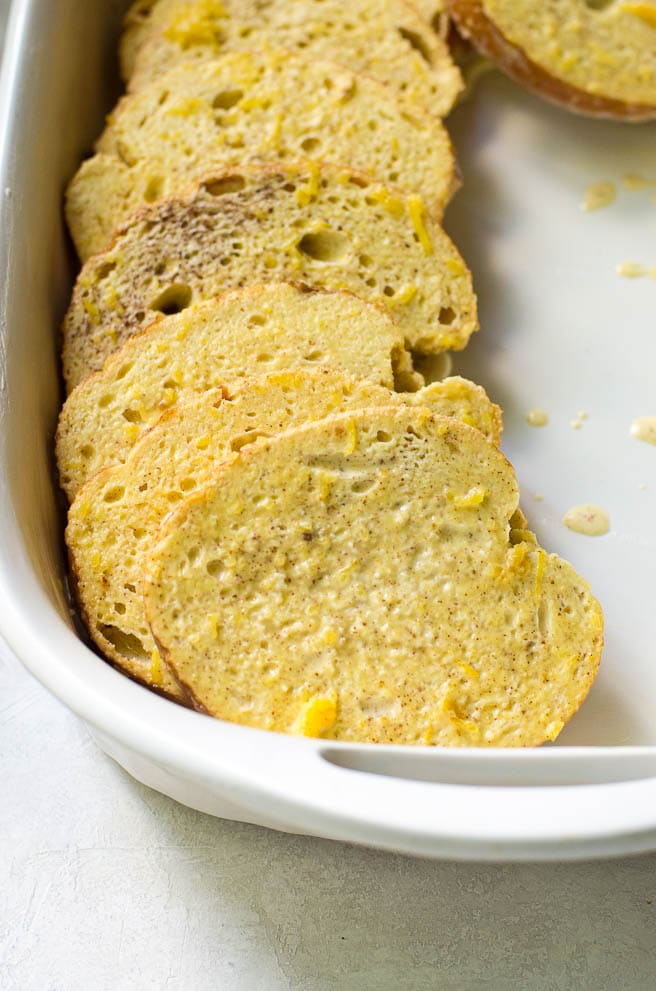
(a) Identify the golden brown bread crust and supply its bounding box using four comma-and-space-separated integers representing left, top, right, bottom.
448, 0, 656, 120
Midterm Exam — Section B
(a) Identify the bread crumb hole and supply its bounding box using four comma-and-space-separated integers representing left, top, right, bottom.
144, 176, 164, 202
439, 306, 456, 325
96, 261, 116, 281
398, 27, 432, 64
99, 625, 147, 660
103, 485, 125, 503
179, 477, 196, 492
122, 408, 143, 423
114, 602, 126, 615
301, 137, 320, 152
375, 430, 392, 443
351, 477, 377, 494
150, 284, 192, 315
383, 285, 395, 297
304, 349, 325, 362
256, 352, 273, 363
206, 559, 221, 576
98, 394, 114, 408
80, 444, 95, 458
230, 430, 268, 452
204, 175, 245, 196
212, 89, 243, 110
115, 362, 134, 380
248, 312, 267, 326
298, 230, 351, 263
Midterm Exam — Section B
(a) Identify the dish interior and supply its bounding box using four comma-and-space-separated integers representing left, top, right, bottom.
1, 2, 654, 748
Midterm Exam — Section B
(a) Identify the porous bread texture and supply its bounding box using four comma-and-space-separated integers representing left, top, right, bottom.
66, 50, 458, 260
62, 163, 477, 391
119, 0, 463, 117
66, 368, 501, 696
448, 0, 656, 119
144, 407, 604, 745
57, 284, 423, 500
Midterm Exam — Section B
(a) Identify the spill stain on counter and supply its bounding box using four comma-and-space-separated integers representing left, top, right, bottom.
581, 181, 616, 212
616, 261, 656, 279
631, 417, 656, 446
621, 173, 656, 191
563, 504, 610, 537
526, 408, 548, 427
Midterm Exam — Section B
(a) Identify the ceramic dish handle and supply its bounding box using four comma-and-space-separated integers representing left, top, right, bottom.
205, 733, 656, 859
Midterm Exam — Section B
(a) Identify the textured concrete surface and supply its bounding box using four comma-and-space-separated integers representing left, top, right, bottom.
2, 3, 656, 988
2, 643, 656, 991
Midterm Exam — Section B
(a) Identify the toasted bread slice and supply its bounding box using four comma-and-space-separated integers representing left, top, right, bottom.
67, 51, 457, 260
66, 369, 501, 696
120, 0, 463, 117
57, 284, 425, 500
448, 1, 656, 120
144, 407, 603, 745
62, 163, 477, 391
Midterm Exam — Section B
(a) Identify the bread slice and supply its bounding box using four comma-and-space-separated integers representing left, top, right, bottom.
67, 368, 501, 698
67, 52, 457, 262
62, 163, 477, 391
144, 406, 603, 745
57, 284, 426, 500
448, 1, 656, 120
120, 0, 158, 80
120, 0, 463, 117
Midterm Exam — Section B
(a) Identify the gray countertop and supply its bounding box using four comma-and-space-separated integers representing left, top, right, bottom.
3, 640, 656, 991
1, 3, 655, 988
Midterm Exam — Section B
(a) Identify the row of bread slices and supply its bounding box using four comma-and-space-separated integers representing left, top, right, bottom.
57, 0, 603, 745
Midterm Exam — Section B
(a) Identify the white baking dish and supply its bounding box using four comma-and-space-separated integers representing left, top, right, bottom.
2, 0, 656, 861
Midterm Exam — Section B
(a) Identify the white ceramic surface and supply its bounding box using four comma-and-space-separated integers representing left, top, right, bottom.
1, 0, 655, 861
